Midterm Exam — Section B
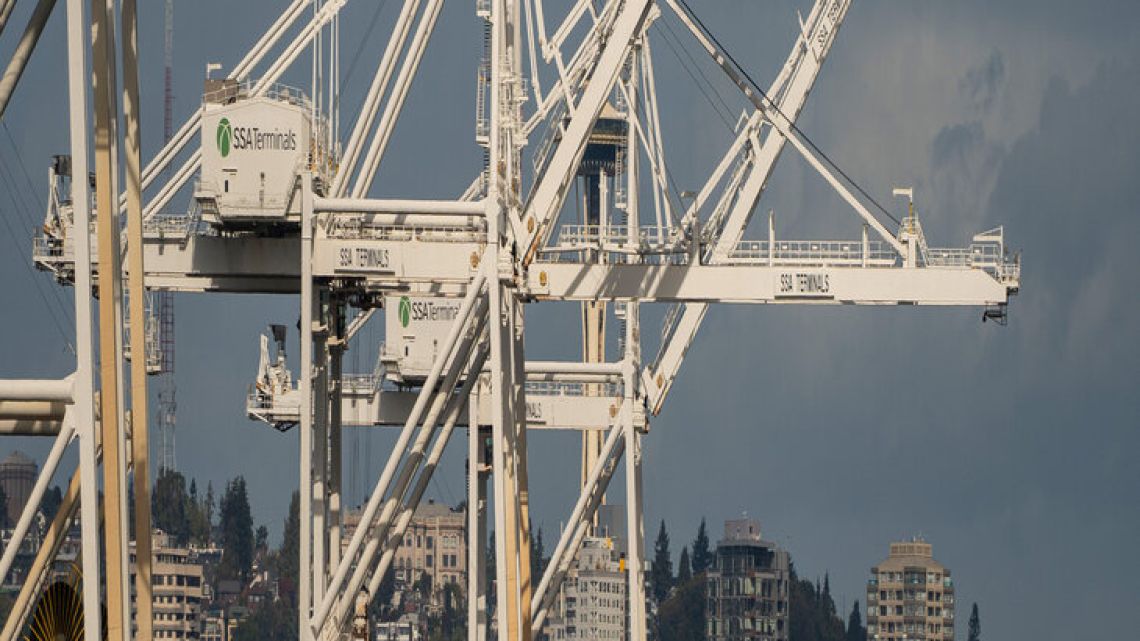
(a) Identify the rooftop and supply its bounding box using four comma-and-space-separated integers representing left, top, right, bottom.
0, 450, 36, 469
873, 538, 948, 572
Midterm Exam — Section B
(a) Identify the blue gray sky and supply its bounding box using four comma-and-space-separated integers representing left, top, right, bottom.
0, 1, 1137, 639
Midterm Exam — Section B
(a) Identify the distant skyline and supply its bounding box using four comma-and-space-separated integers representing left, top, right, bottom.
0, 1, 1136, 640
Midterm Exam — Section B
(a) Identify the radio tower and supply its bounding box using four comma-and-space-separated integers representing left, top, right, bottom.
156, 0, 177, 473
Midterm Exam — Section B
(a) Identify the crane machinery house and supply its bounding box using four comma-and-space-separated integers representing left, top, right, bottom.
198, 78, 333, 228
382, 295, 465, 384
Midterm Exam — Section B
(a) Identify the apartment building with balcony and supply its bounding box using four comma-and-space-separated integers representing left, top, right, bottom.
866, 539, 954, 641
129, 530, 205, 640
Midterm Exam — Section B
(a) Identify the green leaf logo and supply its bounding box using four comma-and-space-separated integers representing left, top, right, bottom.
398, 296, 412, 328
216, 117, 232, 158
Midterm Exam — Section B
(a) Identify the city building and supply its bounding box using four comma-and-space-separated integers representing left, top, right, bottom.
544, 507, 629, 641
200, 608, 227, 641
0, 450, 37, 525
865, 538, 955, 641
129, 530, 205, 640
545, 535, 627, 641
375, 615, 424, 641
343, 499, 467, 592
706, 518, 789, 641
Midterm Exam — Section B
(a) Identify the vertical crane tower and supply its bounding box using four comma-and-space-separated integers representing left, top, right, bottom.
156, 0, 177, 473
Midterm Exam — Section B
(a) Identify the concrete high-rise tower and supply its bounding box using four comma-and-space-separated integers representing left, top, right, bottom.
706, 518, 789, 641
866, 539, 955, 641
0, 451, 37, 525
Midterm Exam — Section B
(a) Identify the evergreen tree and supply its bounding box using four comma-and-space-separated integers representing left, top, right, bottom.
530, 525, 546, 583
185, 477, 213, 545
823, 573, 835, 616
40, 485, 62, 523
414, 571, 433, 602
677, 546, 692, 583
219, 476, 254, 583
429, 582, 467, 641
657, 574, 705, 641
277, 491, 300, 592
486, 531, 497, 616
255, 525, 269, 553
205, 482, 215, 537
650, 520, 673, 604
233, 598, 295, 641
152, 468, 190, 545
691, 518, 712, 574
846, 600, 865, 641
967, 603, 981, 641
0, 486, 9, 529
788, 560, 846, 641
374, 565, 397, 622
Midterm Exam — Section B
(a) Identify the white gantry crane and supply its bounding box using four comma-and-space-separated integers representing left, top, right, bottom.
0, 0, 1018, 640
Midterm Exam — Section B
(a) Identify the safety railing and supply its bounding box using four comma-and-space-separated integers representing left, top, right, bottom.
924, 240, 1020, 285
246, 384, 300, 431
549, 224, 682, 252
325, 220, 487, 244
246, 385, 274, 411
32, 234, 70, 262
202, 79, 313, 112
526, 380, 622, 398
727, 239, 899, 266
144, 213, 199, 240
342, 373, 380, 394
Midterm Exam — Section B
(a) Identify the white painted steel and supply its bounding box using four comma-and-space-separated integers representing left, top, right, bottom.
0, 411, 73, 585
310, 269, 487, 634
64, 1, 102, 636
315, 197, 486, 215
0, 377, 74, 402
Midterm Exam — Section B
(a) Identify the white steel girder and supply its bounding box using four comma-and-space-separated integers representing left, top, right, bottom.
530, 262, 1015, 305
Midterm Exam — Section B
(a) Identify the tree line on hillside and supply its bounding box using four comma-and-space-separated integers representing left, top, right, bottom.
150, 469, 307, 641
651, 518, 870, 641
650, 518, 985, 641
152, 469, 259, 585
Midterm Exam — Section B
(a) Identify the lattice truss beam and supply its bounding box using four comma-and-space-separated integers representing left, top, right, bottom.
1, 0, 1019, 640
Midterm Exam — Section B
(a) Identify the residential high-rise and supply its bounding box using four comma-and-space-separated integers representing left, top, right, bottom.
0, 450, 37, 525
706, 518, 789, 641
129, 530, 205, 640
544, 535, 627, 641
865, 538, 955, 641
543, 506, 629, 641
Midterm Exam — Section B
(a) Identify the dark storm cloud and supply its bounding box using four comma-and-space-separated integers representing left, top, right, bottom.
960, 51, 1005, 114
931, 121, 986, 170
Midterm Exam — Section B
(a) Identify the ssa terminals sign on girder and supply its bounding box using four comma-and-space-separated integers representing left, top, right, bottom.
775, 270, 835, 299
